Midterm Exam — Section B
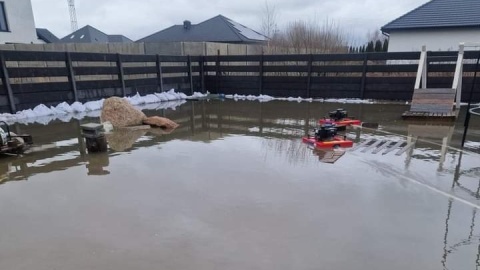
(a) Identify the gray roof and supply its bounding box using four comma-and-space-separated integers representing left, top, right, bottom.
138, 15, 268, 43
382, 0, 480, 33
108, 35, 133, 43
59, 25, 132, 43
36, 28, 59, 43
59, 25, 109, 43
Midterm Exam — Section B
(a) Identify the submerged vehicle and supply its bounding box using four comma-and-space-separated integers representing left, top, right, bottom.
0, 122, 33, 155
302, 123, 353, 149
319, 108, 361, 130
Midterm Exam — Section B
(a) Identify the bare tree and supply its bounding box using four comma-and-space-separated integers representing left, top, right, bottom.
260, 0, 278, 46
270, 18, 348, 54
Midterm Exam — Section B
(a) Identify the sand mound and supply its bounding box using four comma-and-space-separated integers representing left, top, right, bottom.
143, 116, 179, 129
101, 97, 146, 128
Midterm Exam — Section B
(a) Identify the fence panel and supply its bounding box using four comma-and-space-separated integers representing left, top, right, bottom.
1, 50, 479, 113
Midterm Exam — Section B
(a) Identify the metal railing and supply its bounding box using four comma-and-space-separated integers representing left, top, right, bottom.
461, 43, 480, 147
470, 106, 480, 116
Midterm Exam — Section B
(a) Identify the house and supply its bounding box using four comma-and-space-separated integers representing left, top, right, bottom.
138, 15, 268, 44
381, 0, 480, 52
59, 25, 132, 43
0, 0, 39, 44
36, 28, 59, 44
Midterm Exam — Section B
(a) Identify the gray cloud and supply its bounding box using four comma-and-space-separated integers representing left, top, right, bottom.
31, 0, 427, 43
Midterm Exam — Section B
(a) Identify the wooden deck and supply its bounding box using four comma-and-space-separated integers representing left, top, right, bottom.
402, 111, 457, 121
402, 88, 458, 120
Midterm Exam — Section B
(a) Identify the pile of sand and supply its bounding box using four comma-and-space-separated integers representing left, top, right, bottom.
101, 97, 146, 128
143, 116, 179, 129
100, 97, 180, 150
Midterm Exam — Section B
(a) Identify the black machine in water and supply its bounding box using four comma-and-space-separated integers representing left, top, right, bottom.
319, 108, 361, 131
303, 122, 353, 148
0, 121, 33, 155
328, 108, 349, 121
314, 123, 338, 141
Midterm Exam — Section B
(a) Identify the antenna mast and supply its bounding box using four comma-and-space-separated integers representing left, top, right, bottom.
67, 0, 78, 32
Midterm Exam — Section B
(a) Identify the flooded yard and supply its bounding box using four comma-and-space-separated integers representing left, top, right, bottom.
0, 99, 480, 270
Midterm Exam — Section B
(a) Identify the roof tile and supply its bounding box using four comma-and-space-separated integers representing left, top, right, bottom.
138, 15, 267, 43
382, 0, 480, 33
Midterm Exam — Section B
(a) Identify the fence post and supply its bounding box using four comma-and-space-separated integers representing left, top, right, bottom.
216, 50, 220, 93
360, 53, 369, 99
259, 102, 263, 134
306, 54, 313, 98
190, 101, 195, 135
0, 53, 15, 113
65, 52, 78, 102
187, 55, 193, 95
116, 53, 126, 97
200, 56, 205, 93
156, 54, 164, 92
259, 52, 264, 95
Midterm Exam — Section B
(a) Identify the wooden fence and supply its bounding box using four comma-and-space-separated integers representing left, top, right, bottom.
1, 50, 480, 113
0, 50, 204, 112
205, 51, 480, 101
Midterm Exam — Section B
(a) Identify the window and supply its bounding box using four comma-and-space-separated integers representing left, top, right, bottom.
0, 2, 8, 32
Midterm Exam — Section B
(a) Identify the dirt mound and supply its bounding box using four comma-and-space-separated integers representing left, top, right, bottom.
101, 97, 146, 128
143, 116, 179, 129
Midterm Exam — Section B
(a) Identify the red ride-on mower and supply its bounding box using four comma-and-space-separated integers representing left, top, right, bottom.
302, 123, 353, 149
319, 108, 361, 131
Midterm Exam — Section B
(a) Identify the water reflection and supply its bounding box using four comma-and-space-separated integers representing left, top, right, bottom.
85, 152, 110, 175
311, 147, 346, 164
0, 100, 479, 269
442, 199, 453, 269
442, 198, 480, 270
0, 162, 11, 184
106, 130, 148, 151
0, 100, 478, 185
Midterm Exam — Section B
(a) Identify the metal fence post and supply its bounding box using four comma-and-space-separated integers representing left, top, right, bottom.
0, 53, 15, 113
156, 54, 164, 92
66, 52, 78, 102
187, 55, 193, 95
306, 54, 313, 98
360, 53, 369, 99
116, 53, 126, 97
259, 52, 264, 95
200, 56, 205, 93
216, 50, 220, 93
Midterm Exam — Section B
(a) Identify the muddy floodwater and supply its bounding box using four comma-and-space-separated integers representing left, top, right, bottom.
0, 100, 480, 270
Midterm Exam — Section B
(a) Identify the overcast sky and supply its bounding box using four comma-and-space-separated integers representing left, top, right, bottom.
31, 0, 427, 44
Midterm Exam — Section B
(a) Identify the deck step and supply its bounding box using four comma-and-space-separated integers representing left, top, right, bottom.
404, 88, 457, 120
402, 111, 456, 120
412, 88, 455, 95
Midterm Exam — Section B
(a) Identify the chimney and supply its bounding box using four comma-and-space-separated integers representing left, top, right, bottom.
183, 20, 191, 30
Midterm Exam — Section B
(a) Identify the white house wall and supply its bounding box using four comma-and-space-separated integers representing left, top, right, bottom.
387, 28, 480, 52
0, 0, 38, 44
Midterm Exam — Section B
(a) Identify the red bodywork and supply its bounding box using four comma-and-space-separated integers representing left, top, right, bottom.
318, 118, 361, 128
302, 136, 353, 148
